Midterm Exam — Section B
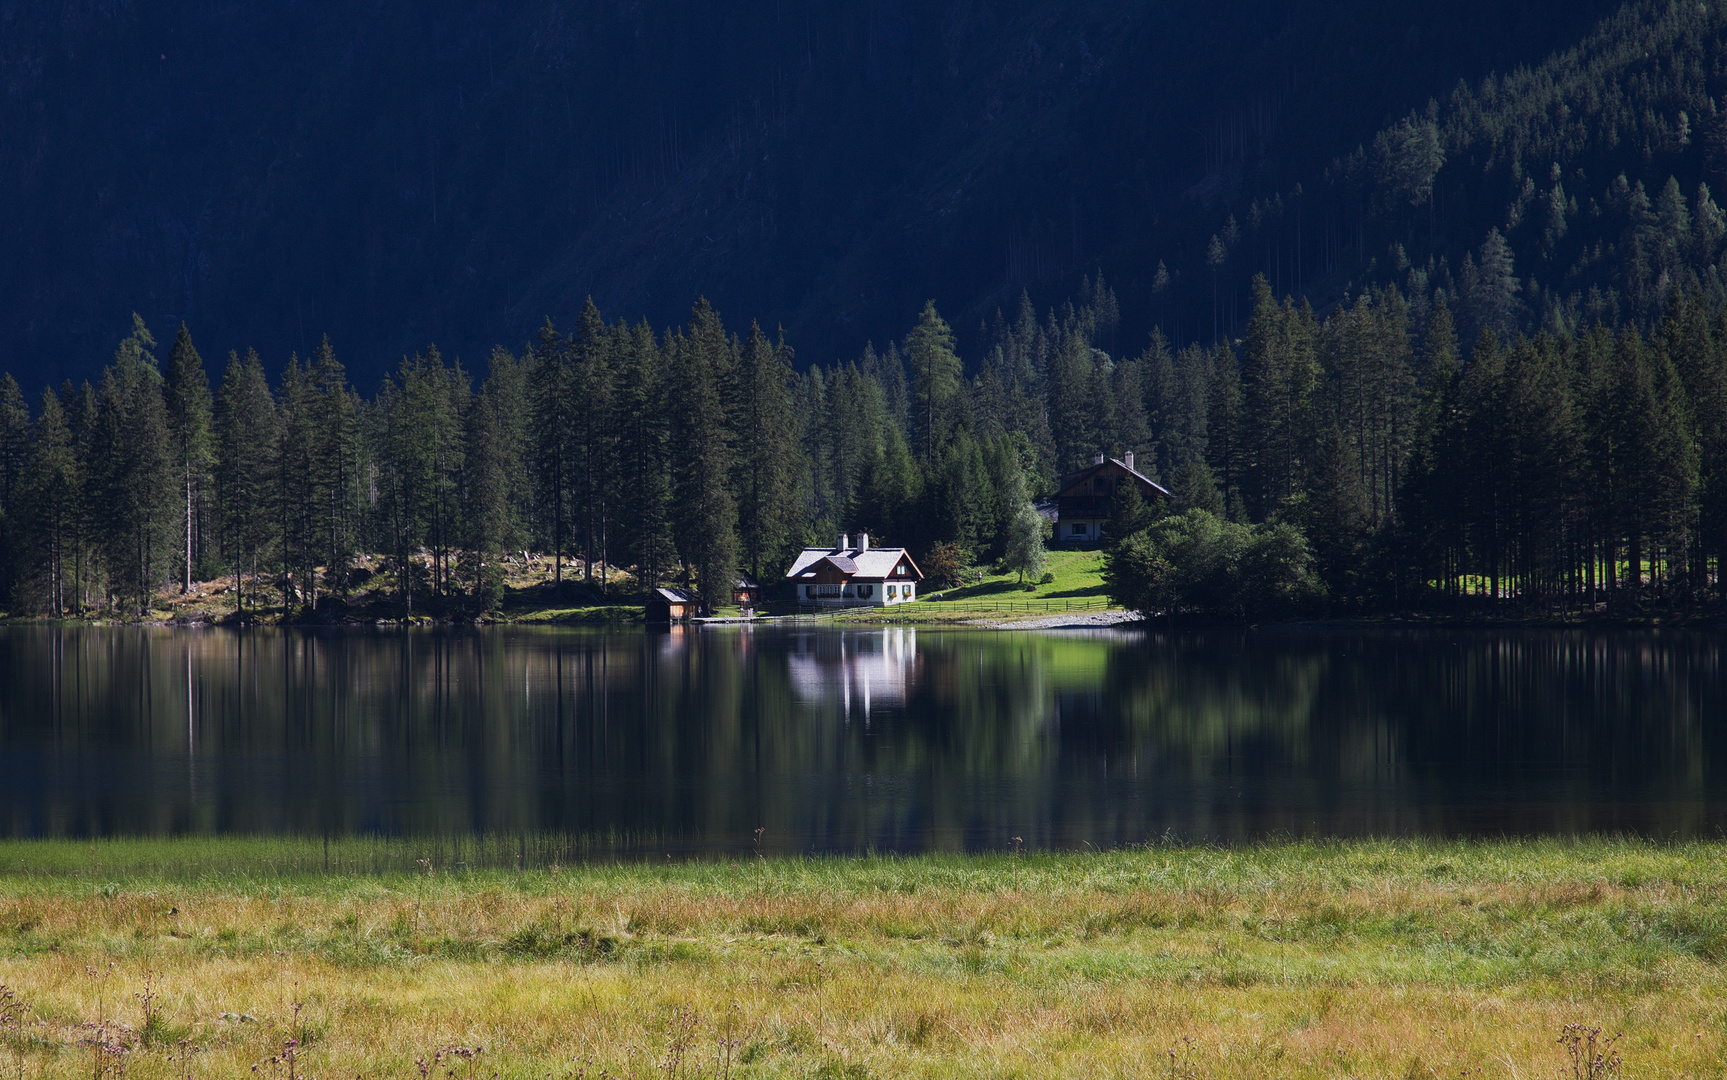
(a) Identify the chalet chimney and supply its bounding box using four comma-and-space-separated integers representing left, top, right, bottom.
1093, 451, 1105, 465
1124, 451, 1135, 471
858, 532, 870, 551
838, 534, 850, 551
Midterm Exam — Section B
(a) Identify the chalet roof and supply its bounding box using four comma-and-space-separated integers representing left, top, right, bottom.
652, 587, 697, 603
785, 545, 922, 580
735, 573, 761, 589
1056, 457, 1172, 499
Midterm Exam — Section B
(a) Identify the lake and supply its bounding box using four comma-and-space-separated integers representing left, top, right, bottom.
0, 625, 1722, 853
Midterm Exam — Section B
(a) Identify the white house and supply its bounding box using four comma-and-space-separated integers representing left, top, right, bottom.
785, 533, 923, 606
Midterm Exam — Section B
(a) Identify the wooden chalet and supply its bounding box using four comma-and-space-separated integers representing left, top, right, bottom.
1054, 452, 1171, 543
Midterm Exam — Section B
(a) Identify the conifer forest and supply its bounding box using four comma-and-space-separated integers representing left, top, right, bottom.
3, 0, 1727, 621
0, 268, 1722, 621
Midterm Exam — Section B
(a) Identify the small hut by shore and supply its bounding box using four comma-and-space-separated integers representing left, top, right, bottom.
645, 587, 699, 623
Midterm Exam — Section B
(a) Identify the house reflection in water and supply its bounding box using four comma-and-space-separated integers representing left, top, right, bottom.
786, 629, 917, 723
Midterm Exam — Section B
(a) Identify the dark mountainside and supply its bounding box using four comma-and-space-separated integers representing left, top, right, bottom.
2, 0, 1621, 389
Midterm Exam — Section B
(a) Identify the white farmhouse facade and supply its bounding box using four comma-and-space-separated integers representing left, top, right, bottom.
785, 534, 924, 607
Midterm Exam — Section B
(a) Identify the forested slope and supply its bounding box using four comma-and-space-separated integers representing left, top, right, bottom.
1247, 0, 1727, 344
1, 0, 1616, 386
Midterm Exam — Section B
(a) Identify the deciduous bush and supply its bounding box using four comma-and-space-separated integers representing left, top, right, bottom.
1103, 509, 1323, 617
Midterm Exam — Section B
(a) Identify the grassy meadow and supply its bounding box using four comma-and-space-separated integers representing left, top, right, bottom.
0, 838, 1720, 1078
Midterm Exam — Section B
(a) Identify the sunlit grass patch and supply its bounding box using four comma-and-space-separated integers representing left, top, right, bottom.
0, 837, 1721, 1076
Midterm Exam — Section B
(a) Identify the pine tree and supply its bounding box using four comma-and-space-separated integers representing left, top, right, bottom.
1464, 228, 1523, 341
67, 380, 101, 612
906, 301, 961, 463
1204, 345, 1247, 520
668, 299, 740, 612
309, 336, 360, 596
1400, 297, 1467, 600
1111, 358, 1154, 473
733, 322, 800, 580
0, 374, 29, 609
612, 321, 675, 589
570, 299, 614, 589
382, 347, 467, 613
461, 349, 527, 612
275, 354, 319, 611
1046, 331, 1100, 470
25, 388, 78, 614
530, 318, 575, 592
215, 349, 279, 618
93, 315, 175, 616
1240, 277, 1319, 519
163, 325, 214, 593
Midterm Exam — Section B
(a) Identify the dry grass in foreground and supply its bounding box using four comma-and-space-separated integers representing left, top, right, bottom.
0, 838, 1722, 1078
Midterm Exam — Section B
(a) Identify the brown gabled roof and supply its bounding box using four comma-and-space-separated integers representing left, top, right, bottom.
1055, 457, 1172, 499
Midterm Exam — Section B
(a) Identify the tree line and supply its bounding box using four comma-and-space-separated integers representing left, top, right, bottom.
0, 265, 1722, 619
1102, 277, 1725, 617
0, 296, 1054, 618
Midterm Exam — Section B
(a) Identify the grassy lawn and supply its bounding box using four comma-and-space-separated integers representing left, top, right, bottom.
507, 604, 643, 624
0, 837, 1721, 1078
925, 548, 1112, 605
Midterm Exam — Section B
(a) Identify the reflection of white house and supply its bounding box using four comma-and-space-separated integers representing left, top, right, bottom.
787, 629, 916, 720
785, 534, 923, 606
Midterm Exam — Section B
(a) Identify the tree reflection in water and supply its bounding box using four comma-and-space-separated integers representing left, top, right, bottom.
0, 626, 1720, 849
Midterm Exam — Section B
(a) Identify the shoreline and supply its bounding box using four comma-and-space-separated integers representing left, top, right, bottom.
3, 605, 1725, 630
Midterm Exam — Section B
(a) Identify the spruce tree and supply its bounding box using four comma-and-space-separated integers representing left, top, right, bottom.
733, 322, 800, 580
612, 321, 675, 589
0, 374, 29, 609
93, 316, 174, 616
906, 301, 961, 463
276, 354, 318, 611
215, 349, 279, 619
570, 299, 614, 589
309, 337, 360, 596
530, 318, 574, 592
26, 388, 78, 614
163, 324, 213, 593
462, 351, 523, 612
1240, 277, 1319, 519
668, 299, 740, 613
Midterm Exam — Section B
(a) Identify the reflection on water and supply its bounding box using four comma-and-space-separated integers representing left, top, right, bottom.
0, 626, 1722, 850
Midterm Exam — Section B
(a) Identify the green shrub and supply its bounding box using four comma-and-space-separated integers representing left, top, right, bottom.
1103, 509, 1323, 617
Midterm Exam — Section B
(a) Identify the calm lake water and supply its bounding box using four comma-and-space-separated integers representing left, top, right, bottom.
0, 625, 1722, 852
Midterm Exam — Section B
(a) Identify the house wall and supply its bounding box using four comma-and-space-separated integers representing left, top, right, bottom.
794, 580, 916, 606
1062, 518, 1103, 543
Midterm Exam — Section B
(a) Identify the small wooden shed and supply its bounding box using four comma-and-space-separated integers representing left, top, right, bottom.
734, 574, 761, 607
646, 587, 699, 623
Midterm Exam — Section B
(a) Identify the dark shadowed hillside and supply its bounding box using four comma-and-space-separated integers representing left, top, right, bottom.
0, 0, 1621, 387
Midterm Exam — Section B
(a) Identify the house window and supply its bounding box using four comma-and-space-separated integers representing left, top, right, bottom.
815, 584, 843, 596
905, 584, 913, 597
1071, 523, 1086, 535
896, 565, 906, 575
887, 585, 897, 599
859, 585, 873, 598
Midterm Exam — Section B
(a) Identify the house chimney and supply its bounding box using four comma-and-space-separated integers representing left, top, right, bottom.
838, 534, 850, 551
1124, 451, 1135, 471
858, 532, 870, 551
1093, 451, 1105, 465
